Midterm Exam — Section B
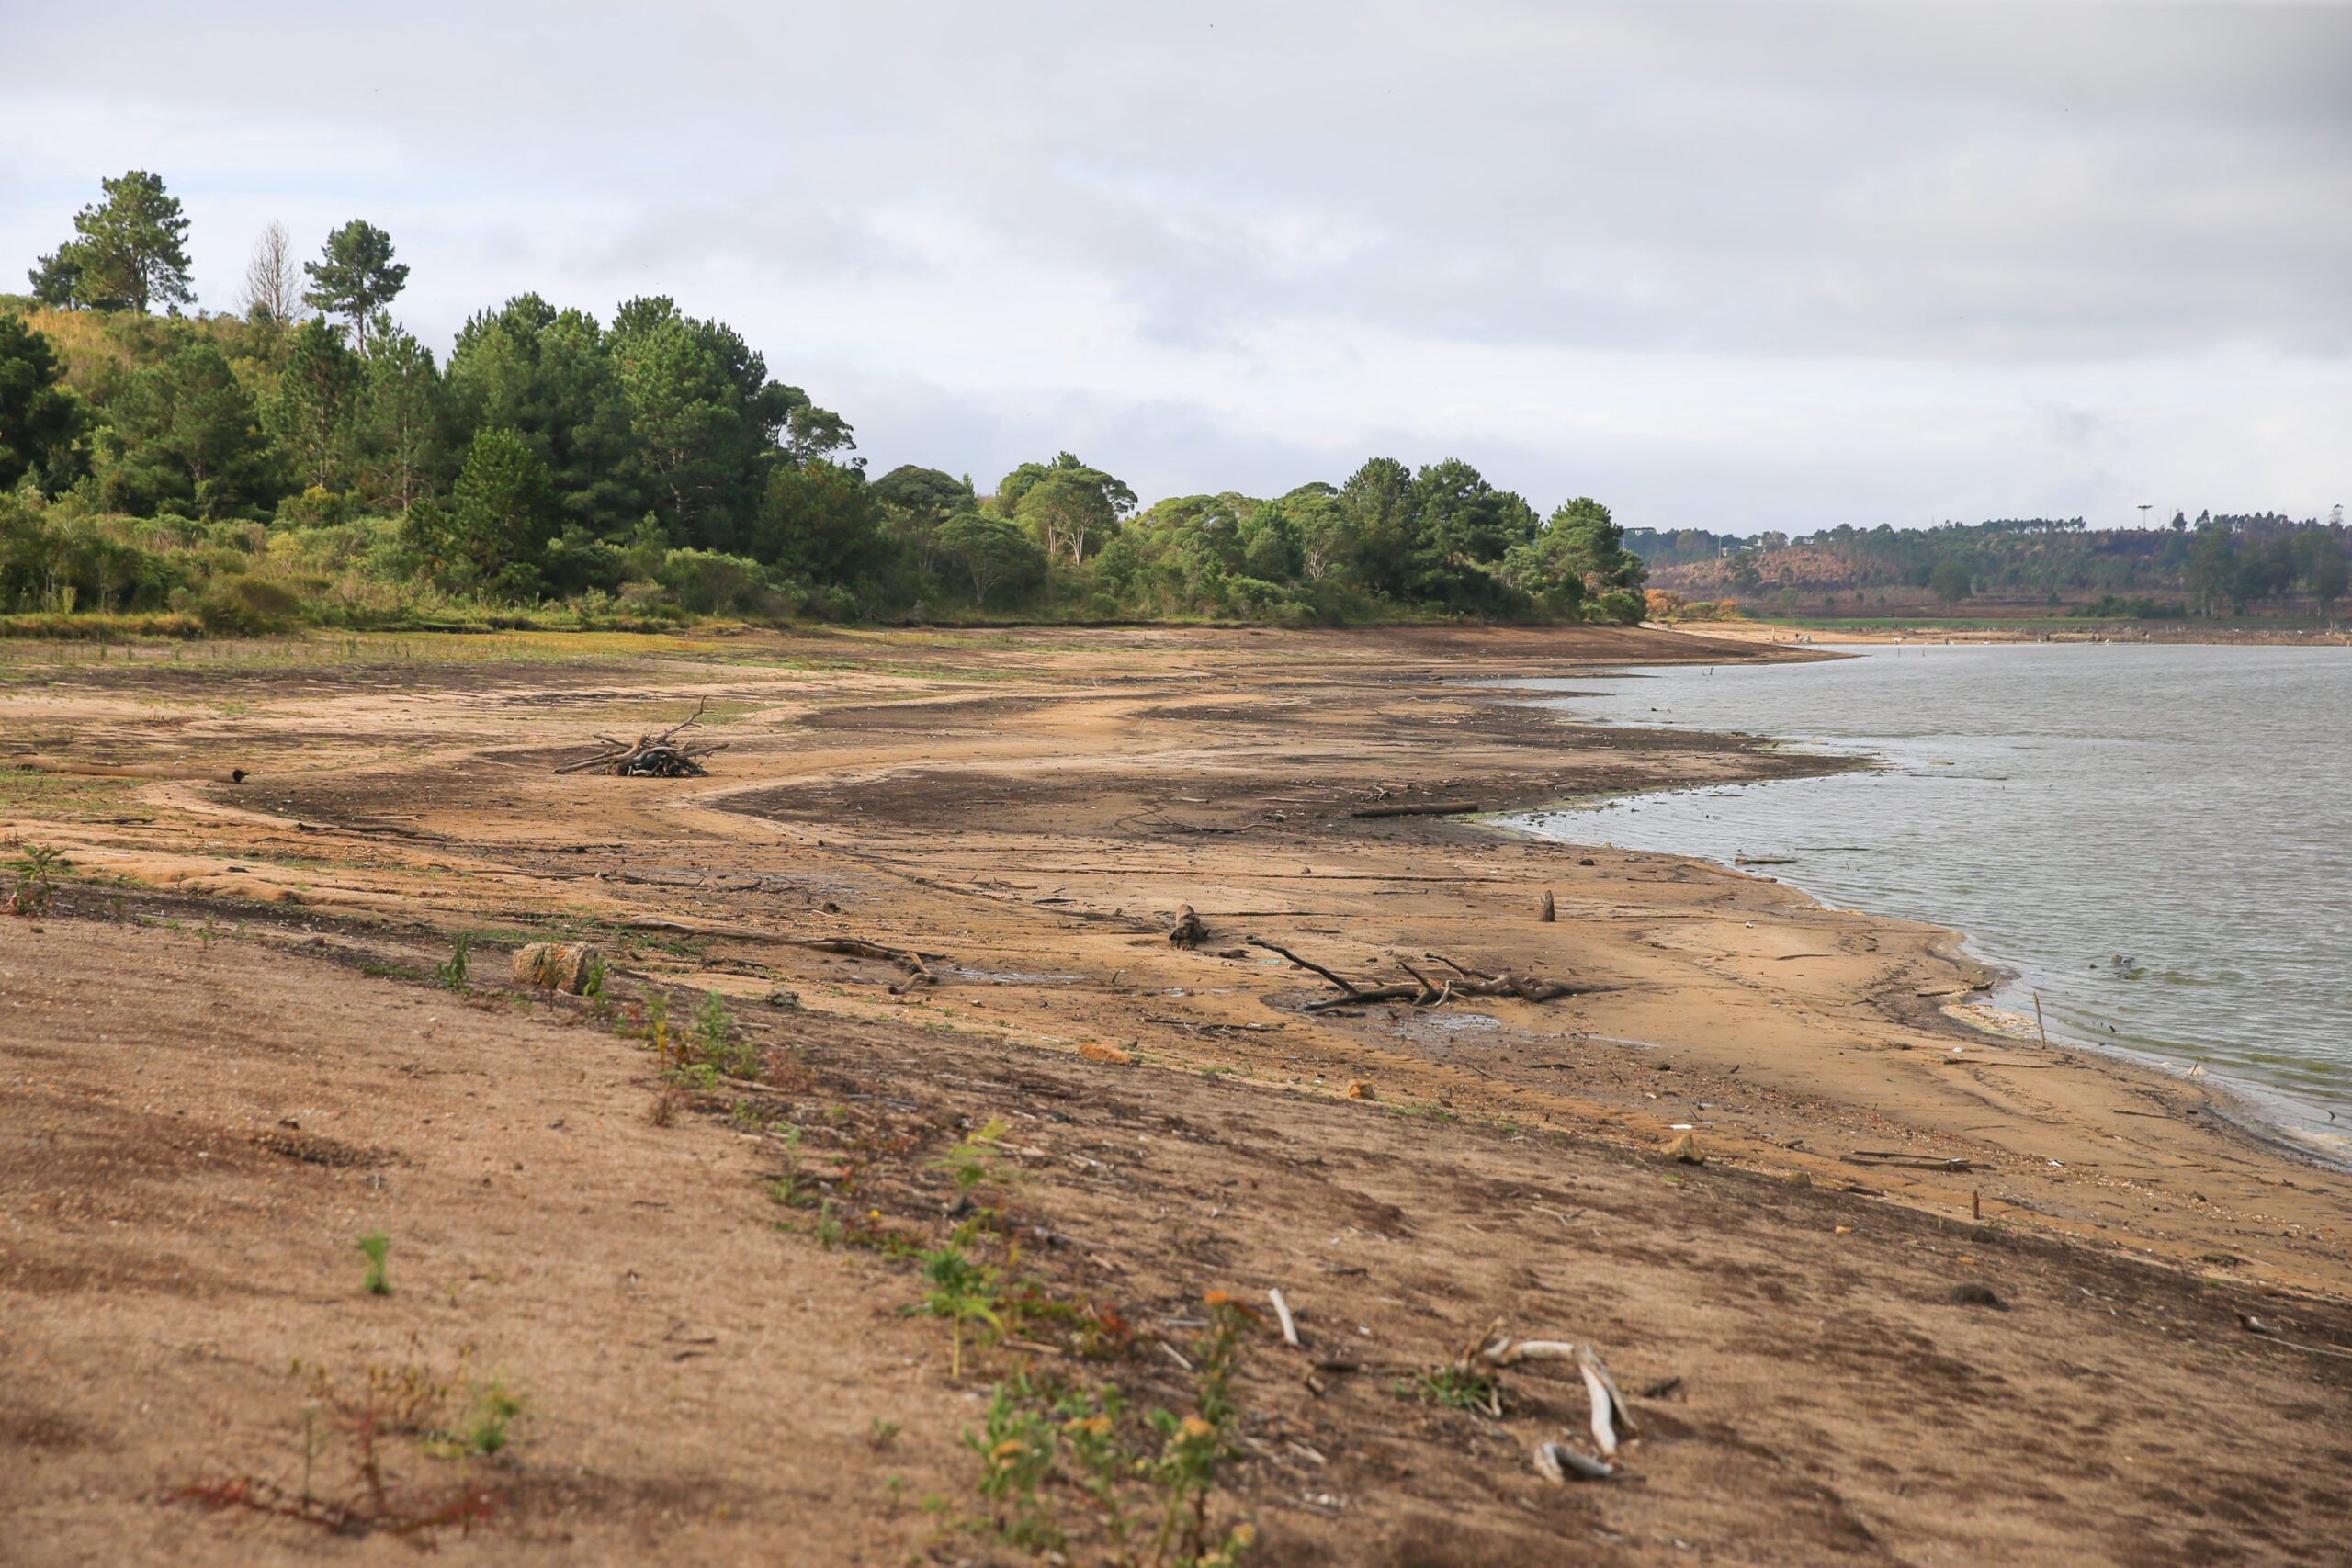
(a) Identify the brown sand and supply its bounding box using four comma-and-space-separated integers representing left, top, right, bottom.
2, 623, 2346, 1565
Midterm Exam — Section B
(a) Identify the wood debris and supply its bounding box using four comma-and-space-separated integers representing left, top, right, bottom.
554, 702, 728, 777
1246, 938, 1589, 1012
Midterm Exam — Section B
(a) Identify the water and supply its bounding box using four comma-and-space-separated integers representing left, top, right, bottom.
1491, 643, 2352, 1165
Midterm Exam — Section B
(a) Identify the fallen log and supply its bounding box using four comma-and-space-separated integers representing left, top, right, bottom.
15, 755, 246, 784
1349, 800, 1485, 818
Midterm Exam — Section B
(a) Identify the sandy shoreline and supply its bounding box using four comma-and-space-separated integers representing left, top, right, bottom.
5, 621, 2346, 1564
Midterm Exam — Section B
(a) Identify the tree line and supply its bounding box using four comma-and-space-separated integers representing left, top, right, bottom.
2, 172, 1645, 629
1632, 512, 2348, 618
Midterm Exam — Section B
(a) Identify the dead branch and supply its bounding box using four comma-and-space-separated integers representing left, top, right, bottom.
554, 702, 727, 777
1249, 937, 1363, 997
1168, 905, 1207, 949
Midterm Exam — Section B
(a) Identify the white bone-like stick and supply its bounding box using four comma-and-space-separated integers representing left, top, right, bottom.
1269, 1288, 1301, 1348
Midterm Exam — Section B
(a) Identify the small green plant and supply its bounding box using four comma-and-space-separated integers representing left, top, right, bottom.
581, 950, 606, 999
866, 1417, 902, 1451
956, 1294, 1258, 1566
1400, 1363, 1500, 1416
452, 1382, 524, 1458
766, 1128, 808, 1207
6, 843, 66, 915
433, 934, 469, 992
918, 1229, 1005, 1379
814, 1198, 846, 1249
357, 1232, 392, 1297
645, 993, 671, 1066
693, 988, 730, 1056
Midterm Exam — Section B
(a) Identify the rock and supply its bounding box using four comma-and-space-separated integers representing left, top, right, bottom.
1343, 1080, 1374, 1100
1078, 1042, 1133, 1065
1946, 1282, 2008, 1310
1539, 889, 1555, 922
763, 988, 801, 1009
1663, 1131, 1703, 1164
512, 942, 602, 995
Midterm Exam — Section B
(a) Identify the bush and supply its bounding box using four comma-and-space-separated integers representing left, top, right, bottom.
656, 548, 772, 615
198, 575, 303, 633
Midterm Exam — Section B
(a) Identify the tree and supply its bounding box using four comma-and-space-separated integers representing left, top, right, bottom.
447, 428, 557, 587
265, 319, 366, 492
303, 221, 410, 349
0, 315, 87, 493
998, 453, 1136, 565
1928, 560, 1972, 603
2294, 531, 2347, 614
446, 295, 647, 536
240, 221, 303, 323
93, 338, 273, 518
63, 172, 194, 314
2188, 520, 2239, 615
749, 458, 885, 583
937, 510, 1045, 607
870, 464, 974, 581
26, 249, 84, 310
356, 318, 447, 511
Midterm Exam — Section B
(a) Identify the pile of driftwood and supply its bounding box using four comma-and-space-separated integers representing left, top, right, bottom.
1249, 937, 1586, 1013
554, 704, 727, 778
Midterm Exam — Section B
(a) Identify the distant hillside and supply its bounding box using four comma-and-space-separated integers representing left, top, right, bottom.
1632, 515, 2347, 620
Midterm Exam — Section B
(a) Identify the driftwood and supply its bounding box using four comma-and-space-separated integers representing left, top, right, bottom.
1455, 1322, 1639, 1461
1250, 937, 1587, 1012
555, 702, 728, 777
16, 755, 247, 784
1168, 905, 1207, 949
1349, 800, 1485, 818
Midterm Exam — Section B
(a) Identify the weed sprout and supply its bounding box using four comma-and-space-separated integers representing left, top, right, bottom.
357, 1232, 392, 1297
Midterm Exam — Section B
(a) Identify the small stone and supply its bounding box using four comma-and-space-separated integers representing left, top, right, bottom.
1946, 1282, 2007, 1310
763, 988, 801, 1009
1343, 1080, 1374, 1100
1663, 1131, 1702, 1164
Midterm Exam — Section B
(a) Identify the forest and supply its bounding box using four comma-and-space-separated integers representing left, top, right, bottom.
1, 173, 1645, 633
1630, 512, 2350, 620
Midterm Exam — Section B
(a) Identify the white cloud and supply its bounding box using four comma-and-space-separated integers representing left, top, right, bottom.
2, 0, 2346, 529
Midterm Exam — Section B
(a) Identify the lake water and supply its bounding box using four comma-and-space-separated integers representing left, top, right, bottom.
1493, 643, 2352, 1166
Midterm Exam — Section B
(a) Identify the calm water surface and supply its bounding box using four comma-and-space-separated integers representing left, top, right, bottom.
1494, 643, 2352, 1164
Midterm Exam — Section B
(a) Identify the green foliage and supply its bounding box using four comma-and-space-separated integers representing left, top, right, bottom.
93, 335, 274, 519
7, 842, 66, 915
48, 172, 193, 315
266, 320, 366, 493
1002, 453, 1136, 566
0, 315, 87, 493
433, 933, 469, 992
301, 221, 409, 348
937, 509, 1046, 607
357, 1231, 392, 1296
957, 1297, 1258, 1567
444, 428, 557, 590
1401, 1363, 1501, 1414
918, 1230, 1006, 1378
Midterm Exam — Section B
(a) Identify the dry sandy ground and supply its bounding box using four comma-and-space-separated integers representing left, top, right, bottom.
2, 622, 2346, 1567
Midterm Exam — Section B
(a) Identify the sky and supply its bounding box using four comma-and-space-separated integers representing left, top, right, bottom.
4, 1, 2347, 535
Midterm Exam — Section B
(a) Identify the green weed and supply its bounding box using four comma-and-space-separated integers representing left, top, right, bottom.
957, 1294, 1258, 1567
357, 1232, 392, 1297
917, 1228, 1006, 1379
6, 843, 66, 915
432, 933, 469, 992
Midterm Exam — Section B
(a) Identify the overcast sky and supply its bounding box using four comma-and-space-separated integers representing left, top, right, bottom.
5, 2, 2347, 534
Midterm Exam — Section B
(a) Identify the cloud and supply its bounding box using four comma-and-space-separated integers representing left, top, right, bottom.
2, 0, 2346, 529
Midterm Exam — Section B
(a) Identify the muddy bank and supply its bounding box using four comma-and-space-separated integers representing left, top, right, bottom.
3, 622, 2347, 1566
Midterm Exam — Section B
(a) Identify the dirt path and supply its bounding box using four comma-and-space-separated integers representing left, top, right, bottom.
3, 623, 2346, 1565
